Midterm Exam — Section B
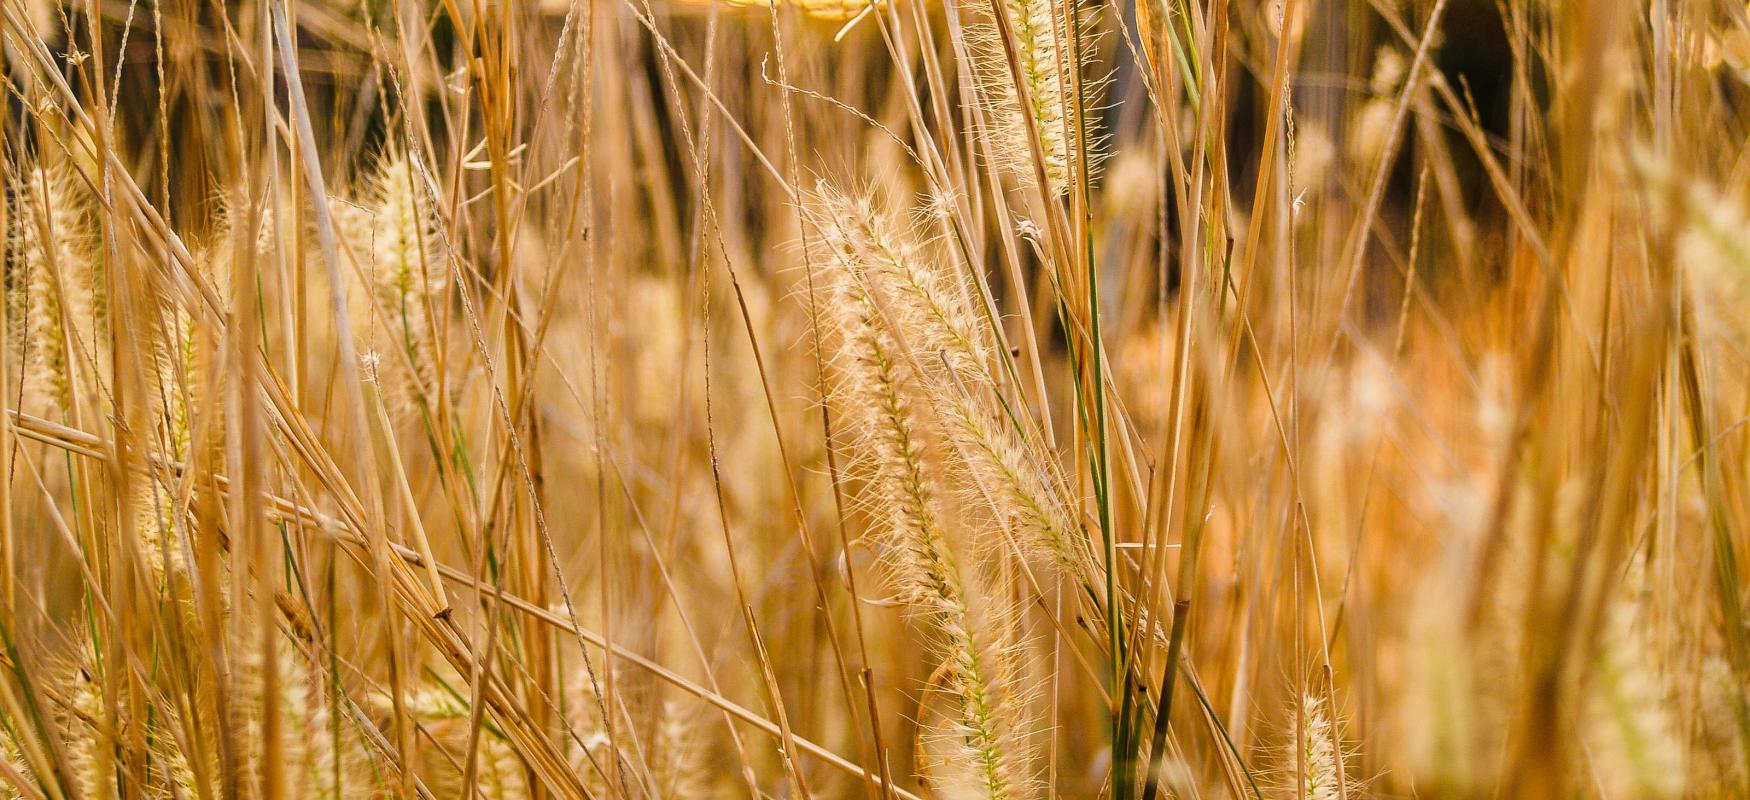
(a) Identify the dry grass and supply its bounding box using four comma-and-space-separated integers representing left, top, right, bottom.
0, 0, 1747, 796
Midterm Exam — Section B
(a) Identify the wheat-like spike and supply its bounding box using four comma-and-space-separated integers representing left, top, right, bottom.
967, 0, 1099, 195
845, 290, 1017, 798
58, 662, 112, 798
341, 153, 446, 420
157, 226, 237, 463
933, 392, 1088, 576
1697, 654, 1750, 791
561, 665, 626, 798
164, 308, 199, 462
130, 477, 185, 590
850, 196, 995, 379
223, 630, 377, 799
402, 688, 530, 800
1582, 580, 1684, 798
1285, 691, 1352, 800
649, 700, 702, 799
53, 653, 198, 799
10, 163, 103, 416
135, 584, 365, 799
1004, 0, 1068, 188
816, 185, 1088, 584
560, 665, 702, 799
0, 722, 34, 800
811, 190, 1029, 799
133, 319, 196, 590
1626, 150, 1750, 361
130, 229, 243, 599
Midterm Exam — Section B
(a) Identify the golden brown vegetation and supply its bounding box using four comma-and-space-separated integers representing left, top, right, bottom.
0, 0, 1747, 796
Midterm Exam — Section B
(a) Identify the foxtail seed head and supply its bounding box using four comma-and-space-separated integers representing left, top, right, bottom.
10, 163, 103, 416
341, 153, 447, 420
